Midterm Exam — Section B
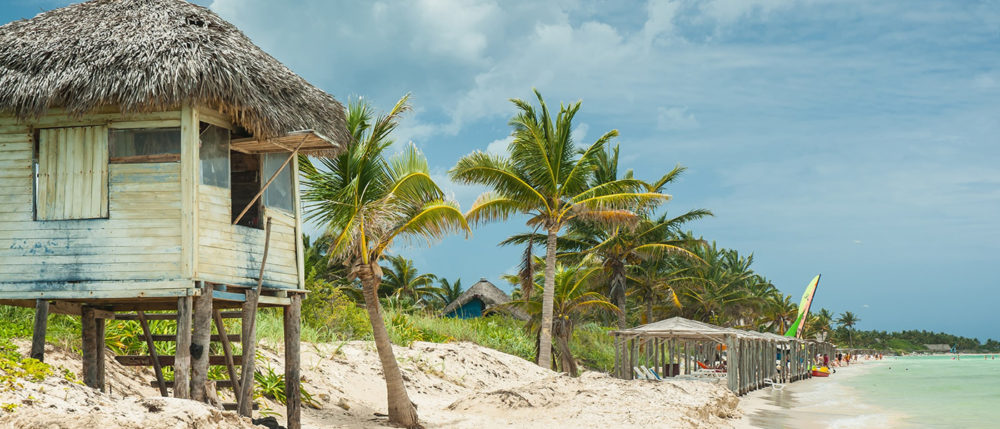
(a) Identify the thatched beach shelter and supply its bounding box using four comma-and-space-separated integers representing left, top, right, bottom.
611, 317, 834, 395
0, 0, 348, 426
442, 278, 517, 319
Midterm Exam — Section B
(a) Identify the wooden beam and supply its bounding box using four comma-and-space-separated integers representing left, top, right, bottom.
191, 282, 213, 402
49, 301, 115, 319
30, 299, 49, 361
214, 309, 242, 401
116, 311, 242, 321
150, 334, 240, 342
138, 311, 168, 396
115, 355, 243, 366
174, 296, 193, 399
284, 294, 302, 429
232, 137, 306, 225
180, 103, 200, 279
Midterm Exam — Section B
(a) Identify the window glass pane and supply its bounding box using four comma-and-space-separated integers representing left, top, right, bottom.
109, 128, 180, 163
262, 153, 294, 212
200, 124, 230, 188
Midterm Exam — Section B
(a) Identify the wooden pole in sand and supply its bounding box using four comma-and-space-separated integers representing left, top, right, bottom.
284, 293, 302, 429
191, 281, 214, 402
175, 295, 193, 399
31, 299, 49, 362
238, 217, 272, 417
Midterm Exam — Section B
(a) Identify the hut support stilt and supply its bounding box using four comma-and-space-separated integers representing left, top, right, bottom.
175, 296, 193, 399
31, 299, 48, 361
81, 306, 105, 391
191, 281, 213, 401
284, 293, 302, 429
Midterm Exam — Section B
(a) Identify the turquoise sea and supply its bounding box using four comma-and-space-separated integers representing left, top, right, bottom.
741, 355, 1000, 428
851, 355, 1000, 428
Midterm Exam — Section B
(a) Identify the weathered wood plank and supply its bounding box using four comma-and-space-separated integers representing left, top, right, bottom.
48, 301, 115, 319
114, 355, 243, 367
149, 334, 240, 342
0, 288, 193, 300
181, 103, 199, 279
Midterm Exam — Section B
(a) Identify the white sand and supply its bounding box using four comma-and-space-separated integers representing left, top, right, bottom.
734, 361, 903, 429
1, 339, 742, 428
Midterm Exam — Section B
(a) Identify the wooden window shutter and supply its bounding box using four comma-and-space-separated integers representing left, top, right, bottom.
36, 126, 109, 220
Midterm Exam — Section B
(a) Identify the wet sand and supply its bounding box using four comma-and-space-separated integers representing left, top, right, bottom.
734, 360, 904, 429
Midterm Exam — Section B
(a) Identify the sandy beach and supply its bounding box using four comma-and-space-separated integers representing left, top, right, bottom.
1, 339, 742, 428
734, 360, 903, 429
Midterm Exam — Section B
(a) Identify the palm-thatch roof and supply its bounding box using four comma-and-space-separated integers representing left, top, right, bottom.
0, 0, 348, 154
442, 278, 522, 318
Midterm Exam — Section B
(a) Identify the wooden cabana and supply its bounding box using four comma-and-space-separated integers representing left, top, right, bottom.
0, 1, 349, 428
612, 317, 837, 395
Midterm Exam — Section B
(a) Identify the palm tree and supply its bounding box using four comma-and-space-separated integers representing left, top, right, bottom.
450, 89, 669, 368
434, 278, 464, 309
300, 95, 469, 428
628, 257, 685, 324
498, 262, 619, 375
836, 311, 861, 347
381, 254, 440, 306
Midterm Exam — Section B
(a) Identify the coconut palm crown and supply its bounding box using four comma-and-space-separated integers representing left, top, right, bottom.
450, 89, 670, 369
301, 94, 469, 428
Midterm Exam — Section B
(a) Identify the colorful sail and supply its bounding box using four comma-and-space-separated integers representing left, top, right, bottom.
784, 274, 821, 338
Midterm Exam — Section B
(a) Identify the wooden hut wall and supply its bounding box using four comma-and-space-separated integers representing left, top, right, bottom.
0, 108, 190, 298
193, 106, 301, 290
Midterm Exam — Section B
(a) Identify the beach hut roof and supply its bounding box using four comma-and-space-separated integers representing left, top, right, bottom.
615, 316, 732, 340
442, 278, 516, 316
0, 0, 348, 155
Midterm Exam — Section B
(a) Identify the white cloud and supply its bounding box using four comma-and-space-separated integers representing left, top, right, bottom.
571, 123, 589, 143
656, 106, 699, 130
485, 136, 513, 155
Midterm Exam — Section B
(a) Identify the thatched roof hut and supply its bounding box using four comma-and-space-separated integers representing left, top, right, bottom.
0, 0, 348, 153
443, 278, 522, 319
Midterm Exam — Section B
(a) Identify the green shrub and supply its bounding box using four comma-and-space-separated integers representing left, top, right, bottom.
302, 280, 371, 341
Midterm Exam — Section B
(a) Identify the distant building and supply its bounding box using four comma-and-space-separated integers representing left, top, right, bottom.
442, 278, 525, 319
924, 344, 952, 353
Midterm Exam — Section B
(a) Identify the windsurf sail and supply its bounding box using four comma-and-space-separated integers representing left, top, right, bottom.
784, 274, 821, 338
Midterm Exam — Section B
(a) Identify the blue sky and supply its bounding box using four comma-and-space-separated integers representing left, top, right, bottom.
3, 0, 999, 340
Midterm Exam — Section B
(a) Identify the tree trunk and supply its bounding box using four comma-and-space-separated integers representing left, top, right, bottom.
553, 320, 578, 377
538, 226, 558, 369
645, 298, 653, 326
357, 262, 421, 429
611, 267, 627, 329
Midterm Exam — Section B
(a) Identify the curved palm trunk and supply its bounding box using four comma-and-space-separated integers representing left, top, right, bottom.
610, 266, 627, 329
645, 296, 653, 326
358, 264, 420, 428
538, 226, 557, 369
553, 319, 578, 377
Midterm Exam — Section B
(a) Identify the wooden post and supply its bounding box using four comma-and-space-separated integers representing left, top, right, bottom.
31, 299, 49, 361
213, 310, 241, 400
81, 306, 98, 389
191, 281, 213, 402
175, 295, 193, 399
284, 294, 302, 429
138, 311, 168, 396
238, 289, 258, 416
96, 316, 105, 391
239, 217, 272, 417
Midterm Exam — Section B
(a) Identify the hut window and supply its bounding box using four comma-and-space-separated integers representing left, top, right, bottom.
108, 128, 181, 163
231, 151, 261, 228
262, 153, 294, 212
34, 126, 109, 220
199, 123, 230, 188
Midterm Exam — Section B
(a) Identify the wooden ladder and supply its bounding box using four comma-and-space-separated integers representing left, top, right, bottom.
114, 309, 251, 410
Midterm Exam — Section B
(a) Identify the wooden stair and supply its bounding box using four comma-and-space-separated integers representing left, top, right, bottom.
116, 307, 245, 403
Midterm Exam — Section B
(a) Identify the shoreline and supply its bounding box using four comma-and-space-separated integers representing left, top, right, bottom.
733, 360, 905, 429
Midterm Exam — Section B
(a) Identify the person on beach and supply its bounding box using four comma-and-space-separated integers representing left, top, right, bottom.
823, 354, 830, 368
